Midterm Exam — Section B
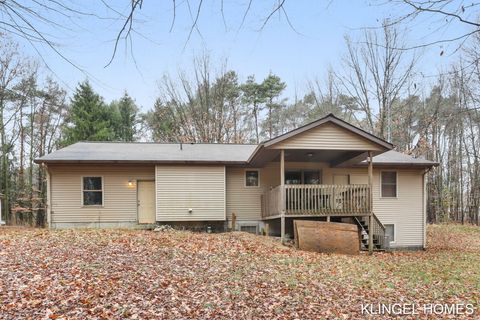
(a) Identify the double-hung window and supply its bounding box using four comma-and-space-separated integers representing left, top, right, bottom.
82, 177, 103, 206
381, 171, 397, 198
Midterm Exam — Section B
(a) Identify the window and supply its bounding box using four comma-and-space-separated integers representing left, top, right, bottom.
285, 171, 302, 185
82, 177, 103, 206
381, 171, 397, 197
304, 170, 321, 184
385, 224, 395, 243
285, 170, 322, 185
245, 170, 259, 187
240, 225, 258, 234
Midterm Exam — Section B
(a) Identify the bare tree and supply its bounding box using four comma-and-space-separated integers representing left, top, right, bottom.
147, 54, 239, 143
0, 35, 28, 224
382, 0, 480, 52
1, 1, 295, 68
336, 23, 419, 140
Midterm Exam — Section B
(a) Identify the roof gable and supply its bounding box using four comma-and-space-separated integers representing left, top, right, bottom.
263, 114, 393, 151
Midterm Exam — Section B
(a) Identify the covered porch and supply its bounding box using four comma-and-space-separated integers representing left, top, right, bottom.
248, 116, 394, 252
256, 149, 383, 252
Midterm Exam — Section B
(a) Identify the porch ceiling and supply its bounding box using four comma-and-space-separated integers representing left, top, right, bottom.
249, 148, 370, 167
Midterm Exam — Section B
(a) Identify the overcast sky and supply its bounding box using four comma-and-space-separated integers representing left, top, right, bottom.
15, 0, 468, 111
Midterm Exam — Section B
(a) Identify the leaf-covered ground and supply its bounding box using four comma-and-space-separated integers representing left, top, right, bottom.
0, 224, 479, 319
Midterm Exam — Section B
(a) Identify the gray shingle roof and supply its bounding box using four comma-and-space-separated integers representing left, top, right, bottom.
35, 142, 258, 164
362, 150, 438, 167
36, 143, 437, 167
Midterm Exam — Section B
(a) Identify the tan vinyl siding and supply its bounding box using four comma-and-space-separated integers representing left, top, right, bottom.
245, 162, 424, 247
156, 165, 225, 221
226, 168, 265, 221
270, 122, 383, 151
226, 162, 328, 221
371, 170, 424, 247
328, 167, 424, 247
49, 165, 155, 223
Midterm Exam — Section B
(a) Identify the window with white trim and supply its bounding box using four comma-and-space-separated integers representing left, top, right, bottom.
82, 177, 103, 206
385, 224, 395, 243
245, 170, 259, 187
381, 171, 397, 197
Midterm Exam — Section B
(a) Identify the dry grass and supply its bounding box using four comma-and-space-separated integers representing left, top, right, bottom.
0, 224, 479, 319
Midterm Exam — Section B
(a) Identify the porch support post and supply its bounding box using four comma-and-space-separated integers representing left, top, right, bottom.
280, 149, 286, 244
368, 151, 374, 254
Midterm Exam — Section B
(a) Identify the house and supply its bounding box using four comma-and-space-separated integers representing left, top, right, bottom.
35, 114, 437, 251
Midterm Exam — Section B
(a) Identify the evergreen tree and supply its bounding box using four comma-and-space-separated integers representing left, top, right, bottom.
111, 92, 138, 141
62, 81, 115, 145
241, 76, 266, 143
262, 73, 286, 139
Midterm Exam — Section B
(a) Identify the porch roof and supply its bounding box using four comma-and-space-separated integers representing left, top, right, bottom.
354, 150, 439, 168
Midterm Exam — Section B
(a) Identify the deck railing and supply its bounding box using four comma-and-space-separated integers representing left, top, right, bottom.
262, 184, 371, 218
263, 185, 283, 219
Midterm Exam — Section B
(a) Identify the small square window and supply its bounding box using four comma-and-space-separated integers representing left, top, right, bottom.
245, 170, 259, 187
385, 224, 395, 243
381, 171, 397, 197
83, 177, 103, 206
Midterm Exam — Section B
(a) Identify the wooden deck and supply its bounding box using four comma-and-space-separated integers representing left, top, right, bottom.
262, 184, 372, 219
261, 184, 387, 251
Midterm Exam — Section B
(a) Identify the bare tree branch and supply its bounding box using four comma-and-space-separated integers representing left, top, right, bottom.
105, 0, 143, 68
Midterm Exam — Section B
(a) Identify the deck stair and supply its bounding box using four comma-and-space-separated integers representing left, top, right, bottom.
354, 214, 387, 251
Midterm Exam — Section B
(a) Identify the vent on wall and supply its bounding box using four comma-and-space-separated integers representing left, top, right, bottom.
240, 225, 258, 235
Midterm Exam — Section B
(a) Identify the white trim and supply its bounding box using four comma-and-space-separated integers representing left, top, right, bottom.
384, 223, 396, 244
81, 176, 104, 207
244, 169, 260, 188
380, 170, 398, 198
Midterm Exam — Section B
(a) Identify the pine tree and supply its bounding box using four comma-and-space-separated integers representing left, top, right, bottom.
111, 92, 138, 141
241, 76, 266, 143
62, 81, 115, 145
262, 73, 286, 139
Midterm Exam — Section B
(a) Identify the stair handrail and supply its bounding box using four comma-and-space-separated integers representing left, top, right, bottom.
371, 213, 387, 249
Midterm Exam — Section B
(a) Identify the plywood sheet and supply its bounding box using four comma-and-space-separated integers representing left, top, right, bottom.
294, 220, 360, 255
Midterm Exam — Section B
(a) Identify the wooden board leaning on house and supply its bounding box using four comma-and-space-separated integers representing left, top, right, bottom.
293, 220, 360, 255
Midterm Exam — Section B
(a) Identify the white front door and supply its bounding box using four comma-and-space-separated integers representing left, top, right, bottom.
138, 181, 156, 224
